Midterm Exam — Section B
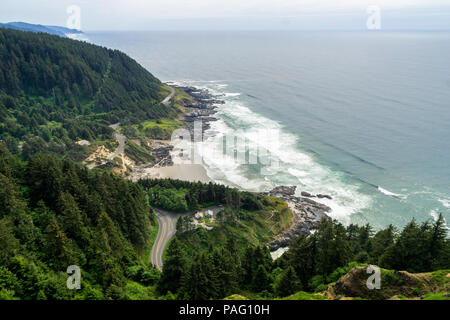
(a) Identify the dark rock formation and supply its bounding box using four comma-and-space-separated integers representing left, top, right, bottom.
266, 186, 331, 251
301, 191, 314, 197
270, 186, 297, 197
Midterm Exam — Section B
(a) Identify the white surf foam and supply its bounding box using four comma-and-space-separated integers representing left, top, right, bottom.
66, 33, 90, 43
172, 80, 373, 223
224, 92, 241, 97
377, 186, 407, 200
438, 199, 450, 209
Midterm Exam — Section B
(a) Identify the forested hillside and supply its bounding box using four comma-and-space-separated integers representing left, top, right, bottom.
0, 143, 159, 299
159, 208, 450, 300
1, 142, 448, 300
0, 28, 172, 161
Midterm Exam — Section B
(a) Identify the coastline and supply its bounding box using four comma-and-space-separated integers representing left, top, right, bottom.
130, 163, 211, 183
127, 83, 221, 183
89, 82, 333, 251
128, 84, 333, 251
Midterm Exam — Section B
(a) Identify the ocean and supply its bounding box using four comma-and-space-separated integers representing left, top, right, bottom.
87, 31, 450, 230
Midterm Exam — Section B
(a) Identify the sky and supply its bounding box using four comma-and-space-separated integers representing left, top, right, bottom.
1, 0, 450, 31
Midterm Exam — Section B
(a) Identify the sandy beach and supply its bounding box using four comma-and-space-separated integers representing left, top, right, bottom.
130, 163, 212, 183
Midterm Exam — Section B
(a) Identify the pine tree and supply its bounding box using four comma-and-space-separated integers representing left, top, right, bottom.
287, 234, 317, 289
427, 213, 449, 270
274, 266, 301, 297
252, 265, 271, 293
45, 217, 79, 270
158, 238, 187, 294
369, 224, 395, 265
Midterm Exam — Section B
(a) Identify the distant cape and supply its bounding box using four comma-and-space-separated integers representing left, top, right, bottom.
0, 21, 83, 38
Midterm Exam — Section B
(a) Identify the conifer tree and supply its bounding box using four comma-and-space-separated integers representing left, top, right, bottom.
274, 266, 301, 297
158, 238, 187, 294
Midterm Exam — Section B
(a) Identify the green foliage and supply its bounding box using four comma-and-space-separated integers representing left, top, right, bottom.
274, 266, 302, 297
379, 215, 449, 272
148, 185, 189, 212
431, 269, 450, 286
279, 291, 328, 300
124, 140, 155, 165
0, 144, 155, 299
158, 238, 187, 294
122, 281, 154, 300
423, 293, 450, 300
140, 178, 242, 212
280, 215, 450, 294
0, 28, 171, 160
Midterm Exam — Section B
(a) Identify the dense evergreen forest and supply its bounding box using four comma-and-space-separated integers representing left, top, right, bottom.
0, 28, 448, 301
139, 178, 266, 213
1, 142, 449, 300
160, 211, 450, 299
0, 143, 159, 299
0, 28, 172, 161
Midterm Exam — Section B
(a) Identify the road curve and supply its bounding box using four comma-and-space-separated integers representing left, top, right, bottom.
150, 209, 186, 270
161, 86, 176, 106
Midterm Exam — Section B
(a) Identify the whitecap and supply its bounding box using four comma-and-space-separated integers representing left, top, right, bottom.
377, 186, 407, 200
66, 33, 90, 43
175, 80, 373, 223
224, 93, 241, 97
438, 199, 450, 208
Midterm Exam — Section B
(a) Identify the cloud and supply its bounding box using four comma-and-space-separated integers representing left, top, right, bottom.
1, 0, 449, 30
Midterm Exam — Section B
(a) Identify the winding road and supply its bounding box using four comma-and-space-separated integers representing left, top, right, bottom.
150, 209, 187, 270
161, 86, 176, 106
107, 123, 126, 160
150, 206, 222, 270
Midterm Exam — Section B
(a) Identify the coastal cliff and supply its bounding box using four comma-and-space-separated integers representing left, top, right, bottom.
264, 186, 332, 250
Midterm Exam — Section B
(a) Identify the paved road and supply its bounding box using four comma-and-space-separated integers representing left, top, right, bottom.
107, 123, 126, 160
150, 206, 223, 270
150, 209, 187, 270
161, 86, 176, 106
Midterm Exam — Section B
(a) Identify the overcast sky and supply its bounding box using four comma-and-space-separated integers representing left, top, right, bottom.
1, 0, 450, 30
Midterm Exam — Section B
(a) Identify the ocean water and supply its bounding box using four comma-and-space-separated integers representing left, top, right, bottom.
87, 31, 450, 230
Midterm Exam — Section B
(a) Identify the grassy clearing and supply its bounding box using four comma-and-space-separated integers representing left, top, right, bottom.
423, 293, 450, 300
172, 88, 195, 107
280, 291, 328, 300
159, 84, 172, 100
132, 118, 183, 140
124, 139, 155, 165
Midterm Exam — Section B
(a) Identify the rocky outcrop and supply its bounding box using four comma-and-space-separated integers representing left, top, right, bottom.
174, 85, 221, 135
266, 186, 331, 250
270, 185, 297, 197
326, 266, 450, 300
150, 142, 174, 167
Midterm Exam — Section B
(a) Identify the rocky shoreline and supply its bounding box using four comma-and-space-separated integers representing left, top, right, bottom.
126, 85, 224, 181
264, 186, 332, 251
154, 87, 333, 251
174, 85, 222, 136
97, 85, 332, 251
